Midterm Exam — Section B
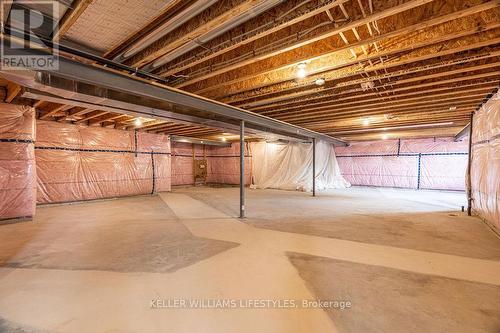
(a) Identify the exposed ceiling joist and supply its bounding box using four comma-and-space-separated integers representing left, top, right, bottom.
53, 0, 95, 40
172, 0, 437, 89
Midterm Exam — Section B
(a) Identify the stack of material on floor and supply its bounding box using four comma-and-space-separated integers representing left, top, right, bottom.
471, 91, 500, 230
36, 121, 171, 204
335, 138, 468, 191
250, 140, 349, 191
0, 103, 36, 220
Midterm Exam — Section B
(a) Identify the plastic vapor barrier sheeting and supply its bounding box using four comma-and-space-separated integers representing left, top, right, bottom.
249, 140, 350, 192
0, 103, 36, 219
471, 91, 500, 230
335, 137, 468, 191
171, 142, 198, 186
171, 141, 251, 185
35, 121, 171, 204
206, 142, 251, 185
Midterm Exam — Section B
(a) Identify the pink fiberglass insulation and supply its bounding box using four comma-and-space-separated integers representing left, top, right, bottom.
0, 103, 36, 219
206, 142, 251, 185
335, 137, 468, 191
35, 121, 170, 204
171, 142, 195, 186
171, 141, 251, 186
470, 91, 500, 230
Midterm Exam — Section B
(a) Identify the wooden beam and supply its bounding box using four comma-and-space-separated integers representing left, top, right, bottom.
33, 100, 45, 108
89, 114, 128, 126
285, 100, 485, 126
103, 0, 189, 59
60, 107, 95, 121
210, 30, 500, 99
130, 0, 286, 68
291, 103, 480, 124
172, 0, 439, 88
200, 4, 500, 97
53, 0, 95, 40
324, 114, 472, 129
153, 0, 352, 76
251, 80, 499, 113
39, 104, 72, 120
261, 85, 496, 117
233, 46, 500, 108
1, 0, 13, 28
75, 111, 109, 124
279, 94, 488, 123
5, 82, 21, 103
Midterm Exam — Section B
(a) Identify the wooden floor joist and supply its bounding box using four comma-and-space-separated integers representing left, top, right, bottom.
2, 0, 497, 140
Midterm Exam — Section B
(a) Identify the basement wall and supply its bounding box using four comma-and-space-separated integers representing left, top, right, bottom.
470, 91, 499, 231
171, 141, 251, 186
335, 138, 468, 191
35, 121, 171, 204
0, 103, 36, 220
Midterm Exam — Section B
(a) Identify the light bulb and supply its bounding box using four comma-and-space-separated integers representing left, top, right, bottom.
363, 118, 370, 126
134, 118, 142, 126
315, 78, 325, 86
297, 68, 307, 79
381, 134, 389, 140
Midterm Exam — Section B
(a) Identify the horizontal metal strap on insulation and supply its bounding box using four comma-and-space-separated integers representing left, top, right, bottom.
0, 138, 35, 144
34, 146, 172, 155
336, 152, 468, 158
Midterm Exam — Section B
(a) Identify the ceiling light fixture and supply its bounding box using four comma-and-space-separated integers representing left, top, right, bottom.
449, 106, 457, 111
296, 63, 307, 79
315, 78, 325, 86
381, 134, 389, 140
362, 118, 370, 126
134, 118, 142, 126
220, 137, 227, 142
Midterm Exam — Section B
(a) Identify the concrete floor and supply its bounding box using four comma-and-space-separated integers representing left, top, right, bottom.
0, 186, 499, 332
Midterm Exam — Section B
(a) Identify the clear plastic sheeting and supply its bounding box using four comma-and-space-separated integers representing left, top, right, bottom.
35, 121, 171, 204
335, 137, 468, 191
338, 155, 418, 189
471, 91, 500, 230
250, 140, 349, 192
0, 103, 36, 219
